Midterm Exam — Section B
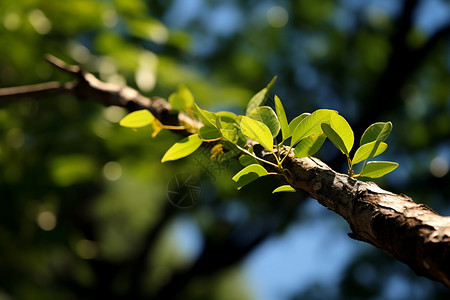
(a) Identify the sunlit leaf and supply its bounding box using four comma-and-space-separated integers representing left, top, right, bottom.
248, 106, 280, 138
360, 121, 393, 145
168, 84, 194, 111
352, 141, 387, 165
198, 126, 222, 141
240, 116, 274, 151
293, 132, 326, 158
291, 109, 337, 146
245, 76, 277, 115
232, 164, 268, 190
327, 113, 354, 155
119, 109, 155, 128
288, 113, 310, 134
161, 134, 203, 162
359, 161, 398, 178
272, 185, 296, 193
274, 95, 290, 141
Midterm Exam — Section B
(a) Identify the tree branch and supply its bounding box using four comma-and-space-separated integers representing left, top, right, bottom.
1, 57, 449, 288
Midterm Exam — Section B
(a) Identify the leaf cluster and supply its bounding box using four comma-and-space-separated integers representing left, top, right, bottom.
119, 78, 398, 193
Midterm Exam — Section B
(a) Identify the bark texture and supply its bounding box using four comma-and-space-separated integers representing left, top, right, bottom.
1, 57, 450, 288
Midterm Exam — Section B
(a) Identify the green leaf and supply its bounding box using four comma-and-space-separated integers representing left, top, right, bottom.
245, 76, 277, 115
168, 84, 194, 111
248, 106, 280, 138
161, 134, 203, 162
232, 164, 268, 190
272, 185, 296, 193
359, 161, 398, 178
321, 123, 347, 155
221, 128, 238, 143
291, 109, 337, 146
360, 122, 393, 145
240, 116, 274, 151
328, 113, 354, 155
352, 141, 387, 165
274, 95, 290, 141
198, 126, 222, 141
193, 103, 217, 128
119, 109, 155, 128
239, 155, 259, 166
293, 132, 327, 158
288, 113, 310, 134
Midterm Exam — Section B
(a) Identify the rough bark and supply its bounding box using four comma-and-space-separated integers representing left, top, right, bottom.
1, 57, 450, 288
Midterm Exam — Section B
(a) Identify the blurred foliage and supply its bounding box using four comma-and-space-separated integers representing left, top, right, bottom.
0, 0, 449, 299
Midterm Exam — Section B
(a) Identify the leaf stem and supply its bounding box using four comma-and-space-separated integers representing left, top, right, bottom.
235, 144, 279, 168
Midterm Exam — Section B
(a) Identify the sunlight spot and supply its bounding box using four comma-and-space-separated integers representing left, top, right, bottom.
149, 23, 169, 44
6, 128, 25, 149
267, 6, 289, 28
135, 51, 158, 92
28, 9, 52, 35
37, 211, 57, 231
102, 7, 118, 28
76, 239, 98, 259
430, 156, 449, 178
69, 42, 91, 64
103, 161, 122, 181
103, 106, 126, 123
3, 12, 21, 31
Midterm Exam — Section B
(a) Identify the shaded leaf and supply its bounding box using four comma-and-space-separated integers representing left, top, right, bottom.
119, 109, 155, 128
274, 95, 290, 141
272, 185, 296, 193
198, 126, 222, 141
245, 76, 277, 115
193, 103, 217, 128
359, 161, 398, 178
293, 132, 327, 158
239, 155, 259, 166
248, 106, 280, 138
360, 122, 393, 145
240, 116, 274, 151
352, 141, 387, 165
322, 123, 348, 155
232, 164, 268, 190
161, 134, 202, 162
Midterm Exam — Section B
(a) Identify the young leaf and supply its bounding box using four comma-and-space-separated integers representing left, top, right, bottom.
272, 185, 296, 193
245, 76, 277, 115
359, 161, 398, 178
151, 119, 164, 137
321, 123, 348, 155
193, 104, 217, 128
248, 106, 280, 138
161, 134, 203, 162
288, 113, 310, 134
240, 116, 274, 151
274, 95, 290, 141
360, 122, 393, 146
293, 132, 327, 158
119, 109, 155, 128
168, 85, 194, 111
232, 164, 268, 190
352, 141, 387, 165
221, 128, 238, 143
198, 126, 222, 141
328, 113, 354, 155
291, 109, 337, 147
